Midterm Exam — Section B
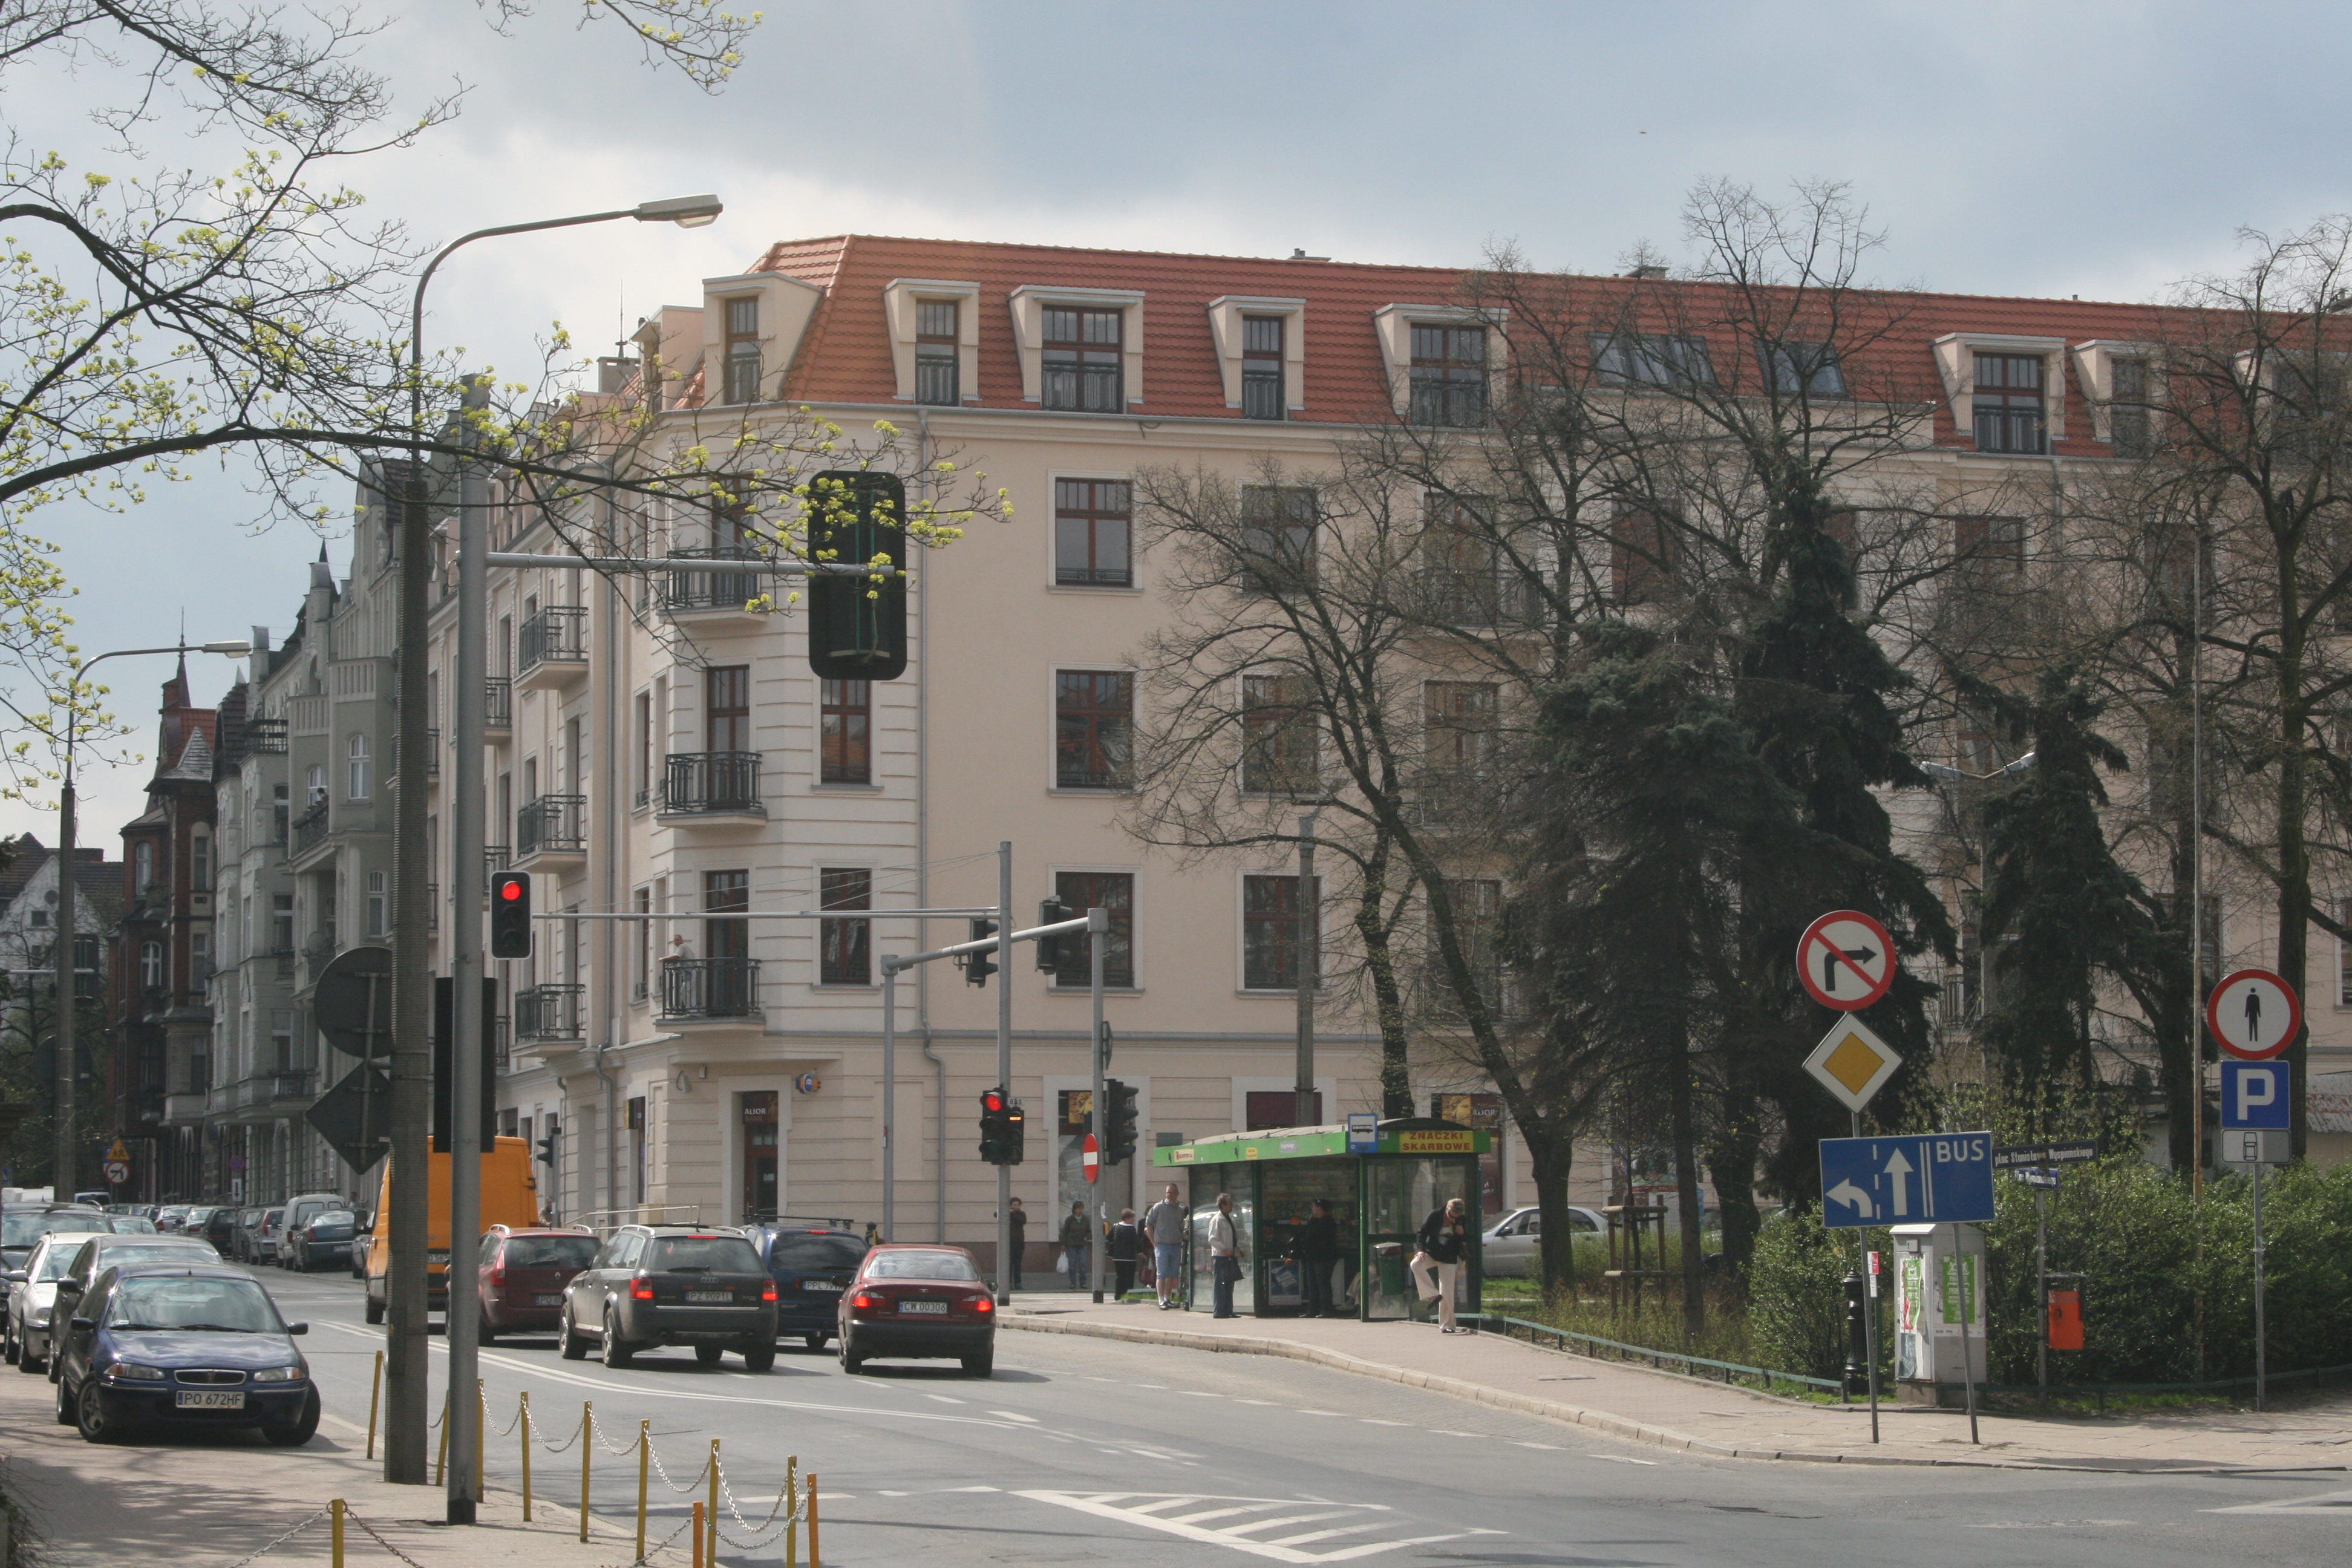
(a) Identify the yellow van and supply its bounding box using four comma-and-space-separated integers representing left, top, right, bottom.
363, 1137, 538, 1324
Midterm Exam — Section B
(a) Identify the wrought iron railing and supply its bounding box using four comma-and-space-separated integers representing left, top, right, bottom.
484, 676, 512, 730
517, 605, 588, 676
662, 752, 762, 815
292, 800, 330, 858
517, 793, 586, 856
661, 547, 764, 613
659, 957, 759, 1019
514, 983, 586, 1042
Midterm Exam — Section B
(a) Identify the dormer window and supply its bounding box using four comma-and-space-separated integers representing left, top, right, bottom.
915, 300, 959, 407
722, 296, 761, 405
1973, 352, 2045, 453
1043, 307, 1123, 411
1242, 316, 1286, 420
1412, 325, 1489, 425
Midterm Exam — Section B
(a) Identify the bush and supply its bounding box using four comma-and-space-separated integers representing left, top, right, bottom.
1746, 1203, 1889, 1381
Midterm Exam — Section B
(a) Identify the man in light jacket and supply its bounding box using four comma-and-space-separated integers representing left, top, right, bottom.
1144, 1183, 1187, 1310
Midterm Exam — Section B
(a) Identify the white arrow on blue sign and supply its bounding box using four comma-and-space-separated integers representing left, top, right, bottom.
1818, 1132, 1996, 1228
2220, 1059, 2292, 1130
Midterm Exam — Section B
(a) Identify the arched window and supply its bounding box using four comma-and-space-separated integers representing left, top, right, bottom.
306, 763, 326, 805
191, 829, 211, 892
348, 733, 371, 800
132, 841, 154, 892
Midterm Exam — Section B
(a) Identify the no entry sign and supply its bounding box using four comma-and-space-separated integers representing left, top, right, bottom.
1081, 1132, 1100, 1183
1798, 910, 1895, 1011
2207, 969, 2300, 1060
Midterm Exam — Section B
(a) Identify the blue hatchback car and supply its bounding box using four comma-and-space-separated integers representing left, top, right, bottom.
52, 1263, 318, 1446
743, 1224, 867, 1350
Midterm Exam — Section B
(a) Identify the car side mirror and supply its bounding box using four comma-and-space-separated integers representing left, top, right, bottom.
286, 1323, 309, 1336
56, 1279, 81, 1296
4, 1270, 25, 1285
69, 1317, 94, 1331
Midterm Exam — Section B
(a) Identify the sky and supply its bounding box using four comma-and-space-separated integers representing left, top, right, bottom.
10, 0, 2352, 846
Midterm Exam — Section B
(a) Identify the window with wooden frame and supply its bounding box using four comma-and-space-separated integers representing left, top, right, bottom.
707, 665, 752, 753
1054, 479, 1132, 587
1053, 871, 1134, 987
1757, 340, 1846, 397
1242, 316, 1285, 420
1238, 485, 1316, 594
1240, 674, 1318, 795
1954, 514, 2026, 575
1432, 877, 1512, 1017
1610, 505, 1677, 601
1055, 671, 1132, 789
1590, 331, 1715, 389
915, 299, 959, 407
820, 678, 871, 783
704, 869, 750, 960
1409, 324, 1487, 426
1424, 681, 1498, 774
1042, 306, 1123, 411
632, 885, 652, 999
2109, 355, 2153, 458
819, 867, 872, 985
723, 296, 762, 405
1971, 352, 2046, 453
1422, 495, 1531, 624
1242, 873, 1318, 992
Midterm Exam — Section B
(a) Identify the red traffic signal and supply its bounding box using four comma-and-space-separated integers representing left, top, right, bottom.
981, 1088, 1007, 1115
489, 871, 532, 958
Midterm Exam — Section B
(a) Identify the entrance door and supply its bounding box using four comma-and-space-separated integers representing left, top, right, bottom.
1364, 1158, 1476, 1321
742, 1091, 779, 1221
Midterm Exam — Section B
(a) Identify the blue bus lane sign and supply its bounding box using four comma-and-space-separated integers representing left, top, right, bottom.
1819, 1132, 1996, 1228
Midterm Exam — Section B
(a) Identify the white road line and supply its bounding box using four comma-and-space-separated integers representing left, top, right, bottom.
1168, 1503, 1304, 1527
1267, 1523, 1387, 1548
989, 1410, 1038, 1423
1233, 1399, 1275, 1405
925, 1394, 965, 1404
1226, 1511, 1359, 1535
1584, 1454, 1656, 1465
1019, 1492, 1498, 1565
1359, 1419, 1407, 1426
1512, 1442, 1559, 1450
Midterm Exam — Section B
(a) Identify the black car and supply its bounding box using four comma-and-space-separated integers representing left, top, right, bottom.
287, 1212, 356, 1272
199, 1207, 239, 1256
743, 1224, 866, 1350
51, 1263, 319, 1445
558, 1226, 776, 1371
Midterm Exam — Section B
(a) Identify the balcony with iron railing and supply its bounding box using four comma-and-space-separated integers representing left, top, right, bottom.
290, 798, 332, 863
658, 957, 760, 1022
301, 929, 338, 987
514, 983, 586, 1045
659, 752, 764, 824
484, 676, 512, 732
516, 794, 587, 865
516, 605, 589, 690
659, 547, 768, 624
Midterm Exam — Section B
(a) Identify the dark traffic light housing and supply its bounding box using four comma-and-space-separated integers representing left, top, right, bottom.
805, 469, 909, 682
1105, 1078, 1139, 1166
535, 1122, 559, 1167
489, 871, 532, 958
1034, 897, 1074, 972
979, 1086, 1025, 1165
960, 918, 998, 986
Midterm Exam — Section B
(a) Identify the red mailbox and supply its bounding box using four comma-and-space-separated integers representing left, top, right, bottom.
2046, 1287, 2083, 1351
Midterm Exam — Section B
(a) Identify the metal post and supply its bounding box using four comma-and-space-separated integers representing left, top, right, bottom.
445, 377, 489, 1525
995, 842, 1011, 1306
2253, 1155, 2267, 1411
881, 958, 897, 1244
52, 742, 74, 1201
2036, 1186, 2050, 1409
1296, 815, 1316, 1126
1089, 906, 1107, 1304
1853, 1109, 1878, 1444
580, 1401, 593, 1543
1960, 1229, 1980, 1444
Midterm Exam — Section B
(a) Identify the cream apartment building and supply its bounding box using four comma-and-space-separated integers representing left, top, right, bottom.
417, 235, 2350, 1262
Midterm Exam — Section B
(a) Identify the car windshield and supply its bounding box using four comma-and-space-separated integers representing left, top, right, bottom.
106, 1276, 282, 1333
34, 1236, 107, 1281
766, 1232, 867, 1272
109, 1217, 158, 1234
505, 1235, 598, 1269
645, 1236, 762, 1273
865, 1250, 980, 1282
2, 1213, 114, 1247
93, 1242, 215, 1272
310, 1212, 354, 1232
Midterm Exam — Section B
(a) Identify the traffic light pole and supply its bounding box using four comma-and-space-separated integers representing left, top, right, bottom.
997, 843, 1013, 1307
881, 969, 897, 1243
1089, 905, 1108, 1304
445, 380, 489, 1526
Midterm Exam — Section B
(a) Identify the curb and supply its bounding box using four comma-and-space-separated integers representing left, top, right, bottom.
999, 1314, 2349, 1475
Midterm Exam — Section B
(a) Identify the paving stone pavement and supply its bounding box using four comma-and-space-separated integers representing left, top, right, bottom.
1001, 1296, 2352, 1472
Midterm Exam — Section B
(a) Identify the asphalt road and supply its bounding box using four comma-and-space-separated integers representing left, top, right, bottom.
249, 1269, 2347, 1568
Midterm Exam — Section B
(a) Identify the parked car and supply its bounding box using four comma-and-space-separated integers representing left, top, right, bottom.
5, 1228, 114, 1372
743, 1223, 867, 1351
276, 1194, 346, 1269
836, 1244, 996, 1376
1478, 1204, 1607, 1278
558, 1226, 776, 1371
47, 1233, 225, 1376
108, 1216, 157, 1235
228, 1209, 260, 1263
2, 1209, 120, 1312
348, 1215, 373, 1279
199, 1208, 239, 1255
70, 1191, 111, 1209
288, 1211, 358, 1274
51, 1262, 319, 1446
476, 1227, 598, 1344
256, 1208, 289, 1266
153, 1207, 190, 1232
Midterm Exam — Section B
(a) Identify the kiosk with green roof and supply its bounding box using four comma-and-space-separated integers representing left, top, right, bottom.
1152, 1119, 1488, 1321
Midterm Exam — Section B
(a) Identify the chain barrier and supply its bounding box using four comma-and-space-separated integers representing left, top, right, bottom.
642, 1508, 700, 1560
712, 1454, 801, 1547
646, 1439, 713, 1497
212, 1506, 326, 1568
535, 1408, 589, 1455
589, 1408, 644, 1457
345, 1505, 437, 1568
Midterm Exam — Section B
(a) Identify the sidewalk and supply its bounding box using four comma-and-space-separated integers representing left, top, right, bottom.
1001, 1298, 2352, 1472
0, 1370, 672, 1566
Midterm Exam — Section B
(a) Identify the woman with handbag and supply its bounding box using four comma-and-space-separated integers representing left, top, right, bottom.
1208, 1192, 1242, 1318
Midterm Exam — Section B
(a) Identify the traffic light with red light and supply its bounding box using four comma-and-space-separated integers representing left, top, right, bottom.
489, 871, 532, 958
979, 1086, 1025, 1165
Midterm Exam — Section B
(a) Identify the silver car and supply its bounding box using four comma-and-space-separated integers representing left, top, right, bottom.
1480, 1204, 1605, 1277
5, 1229, 112, 1371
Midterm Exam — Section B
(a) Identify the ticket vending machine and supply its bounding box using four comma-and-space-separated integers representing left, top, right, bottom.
1891, 1221, 1987, 1406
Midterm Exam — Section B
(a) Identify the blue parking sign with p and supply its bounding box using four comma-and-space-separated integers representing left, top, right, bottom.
2220, 1060, 2291, 1130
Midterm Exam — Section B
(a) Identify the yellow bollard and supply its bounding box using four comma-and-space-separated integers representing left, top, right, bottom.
783, 1455, 798, 1568
706, 1439, 720, 1567
520, 1391, 532, 1523
806, 1473, 820, 1568
434, 1391, 449, 1486
365, 1351, 382, 1460
475, 1379, 486, 1497
634, 1419, 650, 1564
691, 1501, 705, 1568
331, 1497, 345, 1568
579, 1401, 593, 1544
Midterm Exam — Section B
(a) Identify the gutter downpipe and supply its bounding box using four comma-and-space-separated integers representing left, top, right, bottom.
599, 466, 622, 1223
916, 407, 946, 1241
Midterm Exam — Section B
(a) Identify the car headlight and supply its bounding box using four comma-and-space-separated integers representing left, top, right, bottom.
250, 1365, 304, 1384
108, 1362, 166, 1382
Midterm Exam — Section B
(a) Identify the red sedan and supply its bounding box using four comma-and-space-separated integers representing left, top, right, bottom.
477, 1226, 599, 1343
837, 1244, 997, 1376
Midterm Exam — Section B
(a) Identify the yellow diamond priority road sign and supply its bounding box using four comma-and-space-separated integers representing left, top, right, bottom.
1803, 1018, 1902, 1114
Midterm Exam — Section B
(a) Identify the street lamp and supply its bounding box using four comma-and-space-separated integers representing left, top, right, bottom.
388, 194, 722, 1520
50, 641, 251, 1205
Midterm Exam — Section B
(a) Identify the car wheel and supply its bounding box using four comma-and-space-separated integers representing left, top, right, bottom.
740, 1341, 776, 1373
600, 1310, 633, 1369
19, 1337, 43, 1376
694, 1342, 724, 1368
838, 1334, 864, 1374
263, 1387, 322, 1447
478, 1322, 498, 1348
962, 1351, 993, 1377
558, 1307, 590, 1361
76, 1377, 126, 1443
4, 1321, 18, 1366
803, 1333, 827, 1352
364, 1292, 385, 1327
54, 1373, 76, 1425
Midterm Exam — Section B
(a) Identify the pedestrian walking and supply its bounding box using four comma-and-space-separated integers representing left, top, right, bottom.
1145, 1183, 1188, 1310
1108, 1208, 1143, 1299
1207, 1192, 1242, 1318
1006, 1196, 1027, 1292
1412, 1197, 1470, 1332
1296, 1198, 1341, 1318
1060, 1200, 1091, 1290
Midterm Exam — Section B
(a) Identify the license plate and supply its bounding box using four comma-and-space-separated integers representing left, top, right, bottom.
535, 1294, 563, 1306
899, 1299, 947, 1315
686, 1290, 733, 1304
175, 1390, 244, 1410
800, 1281, 842, 1292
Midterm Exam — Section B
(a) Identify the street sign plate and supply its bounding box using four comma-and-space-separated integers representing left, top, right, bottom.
313, 944, 395, 1059
1082, 1133, 1100, 1183
306, 1062, 394, 1172
1818, 1132, 1995, 1227
2207, 968, 2299, 1061
102, 1159, 129, 1185
2221, 1059, 2292, 1129
2217, 1129, 2290, 1167
1802, 1018, 1903, 1113
1346, 1112, 1378, 1154
2008, 1167, 2060, 1189
1797, 909, 1895, 1011
1993, 1140, 2098, 1168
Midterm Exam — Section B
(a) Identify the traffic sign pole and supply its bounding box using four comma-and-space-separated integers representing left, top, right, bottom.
1854, 1109, 1878, 1445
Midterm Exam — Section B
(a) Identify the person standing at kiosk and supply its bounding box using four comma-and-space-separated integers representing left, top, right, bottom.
1208, 1193, 1241, 1318
1146, 1184, 1187, 1310
1414, 1198, 1469, 1332
1298, 1200, 1341, 1318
